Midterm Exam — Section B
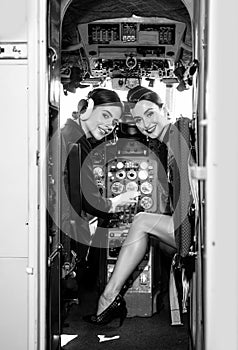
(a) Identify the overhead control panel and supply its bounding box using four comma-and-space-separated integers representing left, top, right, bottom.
78, 16, 186, 67
87, 22, 176, 46
77, 17, 186, 85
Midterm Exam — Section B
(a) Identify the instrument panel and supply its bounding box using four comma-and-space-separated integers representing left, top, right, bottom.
107, 157, 158, 212
91, 137, 162, 316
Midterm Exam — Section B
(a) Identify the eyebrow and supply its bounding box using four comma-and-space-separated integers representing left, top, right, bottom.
133, 107, 153, 119
144, 107, 154, 115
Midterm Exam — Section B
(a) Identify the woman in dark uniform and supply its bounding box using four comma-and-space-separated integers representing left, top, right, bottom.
61, 88, 139, 261
84, 86, 193, 326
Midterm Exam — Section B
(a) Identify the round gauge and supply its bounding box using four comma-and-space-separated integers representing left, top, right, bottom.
138, 169, 148, 180
111, 182, 124, 194
116, 161, 124, 169
140, 181, 153, 194
140, 161, 148, 170
140, 196, 153, 210
127, 169, 137, 180
93, 166, 104, 178
116, 170, 126, 180
126, 181, 138, 192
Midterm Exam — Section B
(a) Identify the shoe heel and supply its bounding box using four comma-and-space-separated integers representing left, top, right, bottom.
119, 307, 127, 327
83, 294, 127, 326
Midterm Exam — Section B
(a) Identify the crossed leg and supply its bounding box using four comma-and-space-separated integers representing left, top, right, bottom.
97, 211, 175, 315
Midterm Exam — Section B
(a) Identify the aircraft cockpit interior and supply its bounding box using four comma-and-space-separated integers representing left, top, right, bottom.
48, 1, 200, 349
2, 1, 238, 349
61, 15, 192, 92
60, 0, 194, 95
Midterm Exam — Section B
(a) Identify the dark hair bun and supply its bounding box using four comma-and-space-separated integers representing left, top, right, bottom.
127, 86, 163, 107
127, 86, 150, 102
87, 88, 122, 108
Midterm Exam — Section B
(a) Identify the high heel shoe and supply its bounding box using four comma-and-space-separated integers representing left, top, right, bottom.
83, 294, 127, 326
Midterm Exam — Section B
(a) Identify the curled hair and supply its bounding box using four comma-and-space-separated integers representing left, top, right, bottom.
127, 86, 163, 109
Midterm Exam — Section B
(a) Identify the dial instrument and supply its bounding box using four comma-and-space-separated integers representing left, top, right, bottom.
111, 182, 124, 194
138, 169, 148, 180
126, 181, 139, 192
140, 196, 153, 210
140, 181, 153, 194
116, 170, 126, 180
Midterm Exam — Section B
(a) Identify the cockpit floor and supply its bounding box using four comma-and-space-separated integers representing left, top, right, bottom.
61, 273, 189, 350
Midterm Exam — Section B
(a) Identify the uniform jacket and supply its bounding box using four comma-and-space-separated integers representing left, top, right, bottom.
61, 118, 111, 246
163, 117, 194, 258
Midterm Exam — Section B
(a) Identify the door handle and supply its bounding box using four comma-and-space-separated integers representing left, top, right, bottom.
48, 46, 57, 65
48, 243, 63, 267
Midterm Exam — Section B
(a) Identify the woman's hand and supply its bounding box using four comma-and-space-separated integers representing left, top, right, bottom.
109, 190, 140, 213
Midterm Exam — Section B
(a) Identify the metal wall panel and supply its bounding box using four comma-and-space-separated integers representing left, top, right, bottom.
0, 63, 28, 257
0, 258, 28, 349
205, 0, 238, 348
0, 0, 27, 41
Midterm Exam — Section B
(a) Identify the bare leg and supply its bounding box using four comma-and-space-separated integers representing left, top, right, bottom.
97, 212, 175, 315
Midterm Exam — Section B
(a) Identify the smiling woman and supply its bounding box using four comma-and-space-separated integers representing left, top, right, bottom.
79, 89, 122, 140
128, 85, 170, 139
60, 87, 139, 243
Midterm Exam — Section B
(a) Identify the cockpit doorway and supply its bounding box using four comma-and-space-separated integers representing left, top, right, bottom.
47, 1, 204, 349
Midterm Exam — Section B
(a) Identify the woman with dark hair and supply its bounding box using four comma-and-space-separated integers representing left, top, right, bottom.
76, 87, 122, 142
61, 88, 139, 260
84, 85, 193, 326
